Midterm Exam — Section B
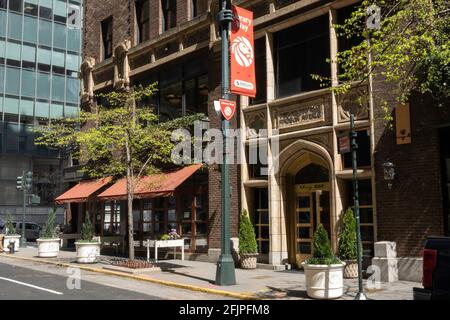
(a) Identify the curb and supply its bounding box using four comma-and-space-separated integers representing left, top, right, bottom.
0, 254, 259, 300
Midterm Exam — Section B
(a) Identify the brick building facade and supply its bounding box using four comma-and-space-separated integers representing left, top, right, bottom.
71, 0, 449, 266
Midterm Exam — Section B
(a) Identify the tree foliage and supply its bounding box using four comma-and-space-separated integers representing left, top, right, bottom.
80, 213, 95, 242
316, 0, 449, 107
41, 209, 58, 239
307, 224, 341, 265
35, 83, 205, 258
338, 208, 357, 260
4, 214, 17, 236
239, 209, 258, 254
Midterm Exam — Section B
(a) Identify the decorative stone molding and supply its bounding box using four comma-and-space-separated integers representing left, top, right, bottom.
245, 109, 267, 139
113, 40, 131, 90
338, 85, 369, 123
80, 57, 96, 104
274, 97, 330, 131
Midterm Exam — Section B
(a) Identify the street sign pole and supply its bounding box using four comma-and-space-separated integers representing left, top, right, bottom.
351, 114, 367, 300
215, 0, 236, 286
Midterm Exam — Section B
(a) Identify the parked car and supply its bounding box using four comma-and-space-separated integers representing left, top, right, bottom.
413, 236, 450, 300
11, 222, 43, 241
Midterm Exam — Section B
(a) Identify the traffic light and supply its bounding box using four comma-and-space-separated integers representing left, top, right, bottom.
17, 175, 23, 190
25, 171, 33, 193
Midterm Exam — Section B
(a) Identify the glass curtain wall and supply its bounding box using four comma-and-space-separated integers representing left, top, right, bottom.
0, 0, 83, 155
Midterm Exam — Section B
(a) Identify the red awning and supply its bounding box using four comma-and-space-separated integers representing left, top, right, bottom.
97, 164, 203, 201
55, 177, 113, 204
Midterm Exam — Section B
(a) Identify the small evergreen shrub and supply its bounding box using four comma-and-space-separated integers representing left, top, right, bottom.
41, 209, 58, 239
4, 214, 17, 236
80, 213, 95, 242
338, 208, 357, 260
307, 224, 341, 265
239, 209, 258, 254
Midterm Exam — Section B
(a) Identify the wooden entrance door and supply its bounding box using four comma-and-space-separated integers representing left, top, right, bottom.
294, 190, 331, 267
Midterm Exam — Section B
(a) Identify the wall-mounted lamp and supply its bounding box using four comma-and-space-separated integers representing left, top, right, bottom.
383, 160, 395, 189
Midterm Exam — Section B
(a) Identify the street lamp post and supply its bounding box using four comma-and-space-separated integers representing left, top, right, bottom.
215, 0, 236, 286
350, 114, 367, 300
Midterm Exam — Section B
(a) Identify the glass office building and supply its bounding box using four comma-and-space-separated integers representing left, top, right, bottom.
0, 0, 83, 222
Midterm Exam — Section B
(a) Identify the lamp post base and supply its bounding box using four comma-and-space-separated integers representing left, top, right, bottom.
355, 292, 368, 300
215, 254, 236, 286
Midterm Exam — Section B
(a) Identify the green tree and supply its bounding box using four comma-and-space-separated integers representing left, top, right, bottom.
4, 214, 17, 236
239, 209, 258, 254
81, 213, 94, 242
41, 209, 58, 239
315, 0, 449, 110
338, 208, 357, 260
308, 224, 340, 265
35, 84, 204, 259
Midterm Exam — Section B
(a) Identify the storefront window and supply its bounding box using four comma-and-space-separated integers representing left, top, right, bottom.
104, 201, 121, 235
342, 129, 371, 169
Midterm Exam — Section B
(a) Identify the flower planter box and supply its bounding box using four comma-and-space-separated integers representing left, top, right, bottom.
302, 262, 346, 299
146, 239, 185, 262
75, 241, 101, 263
37, 238, 61, 258
3, 235, 21, 253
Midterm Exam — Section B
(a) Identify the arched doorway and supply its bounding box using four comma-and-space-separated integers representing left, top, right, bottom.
293, 163, 331, 266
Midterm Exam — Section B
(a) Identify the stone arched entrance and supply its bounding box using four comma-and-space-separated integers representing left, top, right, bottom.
275, 139, 335, 268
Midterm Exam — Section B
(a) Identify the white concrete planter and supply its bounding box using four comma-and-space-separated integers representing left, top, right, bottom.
3, 235, 21, 253
37, 238, 60, 258
302, 262, 346, 299
75, 241, 101, 263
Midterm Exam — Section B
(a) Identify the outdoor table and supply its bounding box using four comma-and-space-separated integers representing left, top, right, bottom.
146, 239, 185, 262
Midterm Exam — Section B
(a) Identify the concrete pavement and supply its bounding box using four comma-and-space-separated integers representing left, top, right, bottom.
0, 246, 418, 300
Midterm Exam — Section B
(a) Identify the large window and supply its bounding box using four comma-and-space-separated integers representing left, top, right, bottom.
253, 188, 269, 254
136, 0, 150, 44
101, 17, 113, 60
274, 14, 330, 98
104, 201, 121, 235
342, 129, 371, 169
250, 37, 267, 105
346, 179, 374, 258
161, 0, 176, 32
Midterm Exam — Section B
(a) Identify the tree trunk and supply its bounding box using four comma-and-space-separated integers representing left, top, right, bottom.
126, 141, 135, 260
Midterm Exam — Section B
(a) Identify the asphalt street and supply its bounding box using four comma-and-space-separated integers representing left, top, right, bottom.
0, 262, 161, 300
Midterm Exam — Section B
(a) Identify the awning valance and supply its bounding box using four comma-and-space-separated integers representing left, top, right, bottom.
97, 164, 203, 201
55, 177, 113, 204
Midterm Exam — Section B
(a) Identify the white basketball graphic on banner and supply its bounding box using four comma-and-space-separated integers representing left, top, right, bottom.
231, 36, 254, 68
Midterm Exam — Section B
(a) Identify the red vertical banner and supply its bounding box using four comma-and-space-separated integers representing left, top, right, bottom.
230, 6, 256, 98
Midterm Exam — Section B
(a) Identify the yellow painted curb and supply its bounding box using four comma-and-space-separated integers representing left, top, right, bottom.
0, 254, 259, 300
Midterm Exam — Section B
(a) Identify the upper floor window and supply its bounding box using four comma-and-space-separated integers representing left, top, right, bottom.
274, 14, 330, 98
190, 0, 197, 19
101, 17, 113, 60
9, 0, 23, 13
250, 37, 267, 105
161, 0, 176, 32
136, 0, 150, 44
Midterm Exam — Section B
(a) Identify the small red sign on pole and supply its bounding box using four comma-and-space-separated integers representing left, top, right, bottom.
220, 99, 236, 121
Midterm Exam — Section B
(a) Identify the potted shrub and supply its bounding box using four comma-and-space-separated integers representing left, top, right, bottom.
238, 210, 258, 269
302, 224, 345, 299
3, 214, 21, 253
36, 209, 60, 258
75, 213, 101, 263
338, 208, 359, 278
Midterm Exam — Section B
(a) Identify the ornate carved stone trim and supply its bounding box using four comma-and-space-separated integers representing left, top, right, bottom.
275, 97, 330, 131
113, 40, 131, 90
245, 109, 267, 139
80, 57, 96, 104
338, 85, 369, 123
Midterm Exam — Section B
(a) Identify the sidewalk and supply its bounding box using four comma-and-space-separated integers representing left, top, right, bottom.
0, 246, 417, 300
